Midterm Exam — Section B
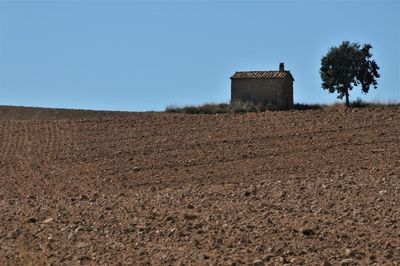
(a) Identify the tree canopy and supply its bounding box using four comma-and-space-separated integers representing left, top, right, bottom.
320, 41, 380, 106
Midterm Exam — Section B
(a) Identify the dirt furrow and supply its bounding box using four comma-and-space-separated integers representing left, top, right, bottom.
0, 106, 399, 265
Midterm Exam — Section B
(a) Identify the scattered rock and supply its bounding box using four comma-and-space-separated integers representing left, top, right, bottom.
7, 228, 20, 239
43, 217, 54, 224
76, 255, 91, 262
278, 256, 288, 263
165, 215, 176, 223
262, 255, 273, 262
77, 242, 86, 249
183, 213, 197, 220
26, 194, 36, 200
253, 259, 265, 266
79, 194, 88, 200
340, 258, 356, 265
68, 231, 74, 240
167, 228, 176, 237
301, 228, 315, 236
28, 217, 37, 223
345, 248, 352, 256
344, 248, 364, 260
255, 244, 265, 253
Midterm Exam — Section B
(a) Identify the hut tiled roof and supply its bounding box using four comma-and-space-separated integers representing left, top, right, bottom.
230, 71, 294, 80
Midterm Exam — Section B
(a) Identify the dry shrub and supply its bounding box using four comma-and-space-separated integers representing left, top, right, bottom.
166, 100, 399, 114
165, 101, 266, 114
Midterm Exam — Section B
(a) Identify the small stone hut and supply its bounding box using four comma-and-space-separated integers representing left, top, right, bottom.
230, 63, 294, 110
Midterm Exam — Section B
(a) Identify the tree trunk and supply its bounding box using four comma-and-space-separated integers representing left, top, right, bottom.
345, 91, 350, 107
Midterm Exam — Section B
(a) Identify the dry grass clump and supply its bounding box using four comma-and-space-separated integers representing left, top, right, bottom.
165, 101, 266, 114
165, 99, 399, 114
349, 98, 399, 108
286, 99, 399, 111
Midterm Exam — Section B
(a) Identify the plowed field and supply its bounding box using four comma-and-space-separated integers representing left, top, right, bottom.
0, 106, 399, 265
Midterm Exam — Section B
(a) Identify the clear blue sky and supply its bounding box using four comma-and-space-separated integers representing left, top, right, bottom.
0, 0, 399, 111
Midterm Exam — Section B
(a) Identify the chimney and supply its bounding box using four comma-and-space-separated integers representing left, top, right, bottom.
279, 63, 285, 72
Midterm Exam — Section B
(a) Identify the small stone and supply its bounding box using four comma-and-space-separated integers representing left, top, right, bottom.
165, 215, 175, 223
301, 228, 315, 236
340, 258, 355, 265
77, 242, 86, 249
43, 217, 54, 224
253, 259, 265, 266
345, 248, 354, 257
79, 194, 88, 200
7, 228, 20, 239
28, 217, 37, 223
183, 213, 197, 220
378, 190, 387, 196
77, 255, 91, 262
167, 228, 176, 237
26, 194, 36, 200
255, 244, 265, 252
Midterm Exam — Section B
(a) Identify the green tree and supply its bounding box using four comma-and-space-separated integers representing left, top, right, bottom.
320, 41, 380, 106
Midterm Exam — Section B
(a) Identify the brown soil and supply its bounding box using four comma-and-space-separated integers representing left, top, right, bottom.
0, 106, 399, 265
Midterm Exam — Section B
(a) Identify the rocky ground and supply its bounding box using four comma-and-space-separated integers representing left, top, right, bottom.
0, 106, 399, 265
